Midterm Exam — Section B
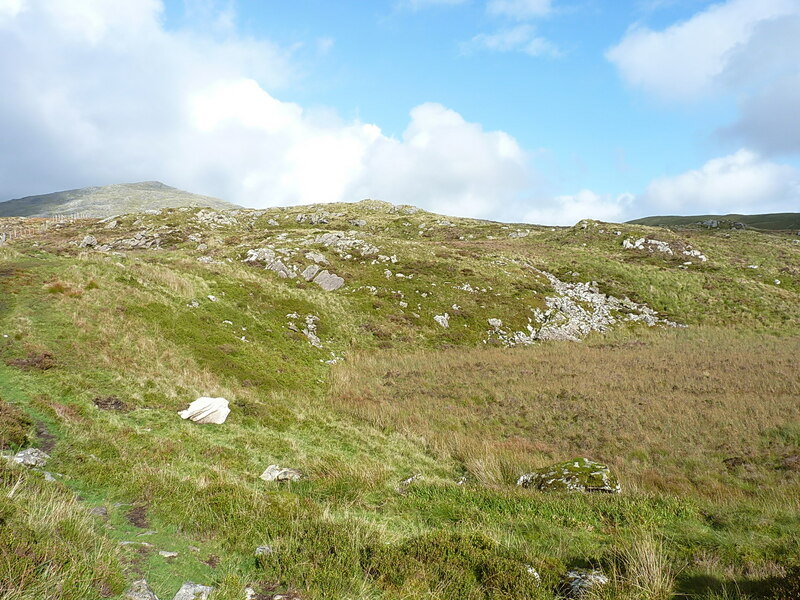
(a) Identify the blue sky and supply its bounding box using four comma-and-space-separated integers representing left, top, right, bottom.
1, 0, 798, 223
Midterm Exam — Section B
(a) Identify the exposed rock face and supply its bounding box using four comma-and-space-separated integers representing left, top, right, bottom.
11, 447, 50, 468
313, 270, 344, 291
260, 465, 303, 482
178, 397, 230, 424
172, 582, 214, 600
517, 457, 621, 493
561, 569, 609, 598
486, 266, 682, 346
124, 579, 160, 600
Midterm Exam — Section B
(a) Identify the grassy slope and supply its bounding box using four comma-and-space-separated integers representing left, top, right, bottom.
627, 213, 800, 231
0, 181, 239, 217
0, 204, 798, 599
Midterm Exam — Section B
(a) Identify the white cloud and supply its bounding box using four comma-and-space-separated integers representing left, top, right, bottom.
641, 149, 800, 214
466, 24, 560, 57
607, 0, 799, 101
0, 0, 536, 221
487, 0, 552, 20
525, 190, 634, 226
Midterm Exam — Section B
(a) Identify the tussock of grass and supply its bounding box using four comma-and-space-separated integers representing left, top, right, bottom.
0, 464, 125, 599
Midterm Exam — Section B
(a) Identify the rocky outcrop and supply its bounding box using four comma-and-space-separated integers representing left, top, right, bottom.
484, 265, 683, 346
178, 397, 230, 424
517, 457, 621, 493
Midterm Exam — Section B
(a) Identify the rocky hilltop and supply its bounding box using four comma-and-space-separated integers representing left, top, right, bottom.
0, 181, 239, 218
0, 199, 798, 599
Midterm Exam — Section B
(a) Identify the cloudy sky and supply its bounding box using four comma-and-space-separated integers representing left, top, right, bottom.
1, 0, 798, 224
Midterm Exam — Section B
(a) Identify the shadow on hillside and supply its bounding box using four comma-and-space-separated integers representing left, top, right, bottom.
677, 572, 791, 599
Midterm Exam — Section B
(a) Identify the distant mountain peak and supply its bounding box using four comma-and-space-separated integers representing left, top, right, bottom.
0, 182, 241, 217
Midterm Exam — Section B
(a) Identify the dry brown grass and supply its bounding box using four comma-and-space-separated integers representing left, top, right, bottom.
329, 327, 800, 491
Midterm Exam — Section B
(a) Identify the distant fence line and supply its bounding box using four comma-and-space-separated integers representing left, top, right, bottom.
0, 212, 96, 246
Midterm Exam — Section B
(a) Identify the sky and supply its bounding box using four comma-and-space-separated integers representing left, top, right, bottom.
0, 0, 798, 224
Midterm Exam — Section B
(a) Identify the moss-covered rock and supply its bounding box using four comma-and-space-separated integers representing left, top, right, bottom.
517, 457, 621, 493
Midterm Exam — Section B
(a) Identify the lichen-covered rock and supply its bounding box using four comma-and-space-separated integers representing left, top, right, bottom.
302, 264, 321, 281
517, 457, 620, 493
178, 397, 230, 424
561, 569, 609, 598
79, 235, 97, 248
172, 582, 213, 600
313, 270, 344, 291
124, 579, 160, 600
11, 447, 50, 468
260, 464, 303, 482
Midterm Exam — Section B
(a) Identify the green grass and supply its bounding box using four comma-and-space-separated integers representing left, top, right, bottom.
0, 203, 798, 598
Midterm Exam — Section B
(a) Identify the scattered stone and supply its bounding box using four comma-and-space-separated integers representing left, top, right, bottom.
526, 565, 542, 582
178, 397, 230, 425
159, 550, 179, 559
701, 219, 720, 229
88, 506, 109, 519
11, 447, 50, 468
301, 264, 321, 281
349, 219, 367, 227
124, 579, 160, 600
487, 318, 503, 329
622, 237, 673, 255
105, 220, 119, 230
312, 270, 344, 291
172, 582, 214, 600
267, 219, 279, 226
255, 545, 273, 557
301, 315, 322, 348
207, 295, 218, 302
517, 457, 621, 493
260, 465, 303, 482
42, 471, 57, 482
683, 248, 707, 262
561, 569, 609, 598
119, 541, 154, 548
433, 313, 449, 328
79, 235, 98, 248
396, 473, 423, 494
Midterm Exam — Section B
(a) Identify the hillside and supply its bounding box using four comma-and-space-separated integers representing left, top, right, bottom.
0, 181, 239, 218
0, 201, 799, 600
627, 212, 800, 231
